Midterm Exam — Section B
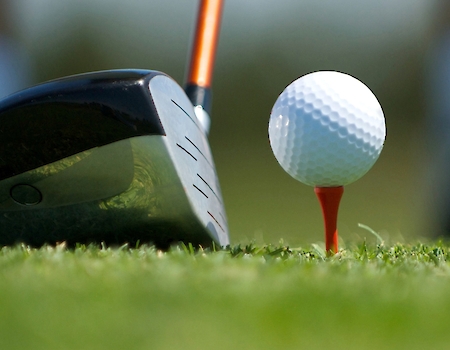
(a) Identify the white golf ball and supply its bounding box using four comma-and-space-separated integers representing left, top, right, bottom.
269, 71, 386, 187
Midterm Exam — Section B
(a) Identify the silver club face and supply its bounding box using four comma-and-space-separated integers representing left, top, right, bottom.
149, 75, 229, 246
0, 70, 229, 247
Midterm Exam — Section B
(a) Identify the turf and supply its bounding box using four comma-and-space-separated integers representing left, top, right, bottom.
0, 240, 449, 349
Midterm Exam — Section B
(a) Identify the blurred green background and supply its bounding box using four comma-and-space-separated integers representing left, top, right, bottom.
5, 0, 440, 245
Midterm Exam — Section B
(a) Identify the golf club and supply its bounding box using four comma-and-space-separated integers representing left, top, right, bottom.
0, 0, 229, 248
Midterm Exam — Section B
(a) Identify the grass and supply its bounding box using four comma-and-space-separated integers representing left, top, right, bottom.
0, 240, 449, 349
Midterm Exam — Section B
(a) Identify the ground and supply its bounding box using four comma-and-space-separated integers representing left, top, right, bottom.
0, 241, 449, 349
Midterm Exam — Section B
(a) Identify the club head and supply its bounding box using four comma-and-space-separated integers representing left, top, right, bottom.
0, 69, 229, 248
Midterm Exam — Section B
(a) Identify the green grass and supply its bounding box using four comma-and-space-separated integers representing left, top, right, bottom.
0, 241, 450, 349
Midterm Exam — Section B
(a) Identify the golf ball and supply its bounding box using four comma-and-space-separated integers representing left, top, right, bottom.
269, 71, 386, 187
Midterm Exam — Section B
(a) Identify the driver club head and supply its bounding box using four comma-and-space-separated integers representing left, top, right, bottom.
0, 69, 229, 248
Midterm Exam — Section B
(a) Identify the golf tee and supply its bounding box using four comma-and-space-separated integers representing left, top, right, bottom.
314, 186, 344, 254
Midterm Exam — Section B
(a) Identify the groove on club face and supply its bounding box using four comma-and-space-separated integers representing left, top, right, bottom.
185, 136, 211, 166
208, 211, 224, 232
197, 173, 221, 203
0, 70, 229, 248
176, 143, 198, 161
193, 184, 209, 198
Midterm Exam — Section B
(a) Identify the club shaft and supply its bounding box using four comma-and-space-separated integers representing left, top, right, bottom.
185, 0, 224, 114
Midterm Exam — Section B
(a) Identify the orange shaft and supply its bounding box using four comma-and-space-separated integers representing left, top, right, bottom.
314, 186, 344, 253
186, 0, 224, 88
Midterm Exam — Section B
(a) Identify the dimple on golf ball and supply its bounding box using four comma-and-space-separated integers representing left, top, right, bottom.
268, 71, 386, 187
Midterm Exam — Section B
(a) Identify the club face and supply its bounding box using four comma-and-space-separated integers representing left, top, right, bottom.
0, 69, 229, 248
